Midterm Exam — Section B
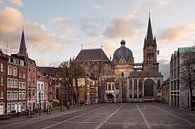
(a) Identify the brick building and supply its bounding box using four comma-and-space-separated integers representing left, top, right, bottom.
0, 50, 8, 115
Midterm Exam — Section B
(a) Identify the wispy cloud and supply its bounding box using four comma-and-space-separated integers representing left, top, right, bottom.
0, 7, 61, 56
104, 15, 143, 39
52, 17, 73, 35
158, 23, 195, 43
11, 0, 23, 6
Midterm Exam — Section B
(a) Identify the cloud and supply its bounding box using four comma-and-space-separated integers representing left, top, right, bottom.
0, 0, 3, 4
52, 17, 73, 35
104, 15, 142, 39
0, 7, 24, 35
0, 7, 61, 56
155, 0, 171, 7
80, 18, 104, 37
94, 4, 103, 11
11, 0, 23, 6
158, 23, 195, 43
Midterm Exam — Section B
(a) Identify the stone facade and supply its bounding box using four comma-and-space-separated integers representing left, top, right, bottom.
75, 16, 163, 103
170, 47, 195, 109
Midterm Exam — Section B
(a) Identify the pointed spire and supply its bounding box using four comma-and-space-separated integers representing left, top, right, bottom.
18, 28, 28, 57
146, 13, 153, 41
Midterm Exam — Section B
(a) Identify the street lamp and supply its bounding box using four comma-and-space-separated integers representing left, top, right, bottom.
39, 92, 41, 116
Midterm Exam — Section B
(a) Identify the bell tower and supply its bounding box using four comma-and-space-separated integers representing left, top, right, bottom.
143, 14, 159, 72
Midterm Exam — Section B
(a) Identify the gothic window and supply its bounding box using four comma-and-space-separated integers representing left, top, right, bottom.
144, 79, 154, 97
157, 80, 161, 88
121, 72, 124, 77
134, 79, 137, 98
129, 79, 132, 90
139, 79, 143, 98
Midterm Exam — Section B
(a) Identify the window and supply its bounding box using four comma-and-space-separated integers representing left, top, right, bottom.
14, 92, 18, 100
8, 66, 12, 75
0, 63, 3, 72
121, 72, 124, 77
23, 82, 26, 89
11, 79, 14, 87
19, 82, 23, 89
7, 91, 11, 100
0, 77, 3, 85
19, 92, 22, 100
13, 67, 17, 76
7, 78, 10, 87
0, 91, 3, 98
14, 79, 18, 88
23, 92, 26, 100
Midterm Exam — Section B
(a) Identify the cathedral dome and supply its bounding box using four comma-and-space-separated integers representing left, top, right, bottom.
113, 39, 134, 62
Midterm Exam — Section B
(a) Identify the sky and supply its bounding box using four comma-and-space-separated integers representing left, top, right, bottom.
0, 0, 195, 80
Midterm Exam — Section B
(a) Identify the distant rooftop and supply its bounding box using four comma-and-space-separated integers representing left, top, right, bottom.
75, 48, 109, 61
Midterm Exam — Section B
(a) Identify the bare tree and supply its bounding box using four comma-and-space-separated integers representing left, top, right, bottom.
59, 59, 85, 107
180, 49, 195, 109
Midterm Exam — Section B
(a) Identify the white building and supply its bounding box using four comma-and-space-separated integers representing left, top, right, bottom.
37, 72, 45, 110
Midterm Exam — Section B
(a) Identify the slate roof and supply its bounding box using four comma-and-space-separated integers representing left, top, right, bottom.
129, 71, 163, 78
75, 49, 109, 61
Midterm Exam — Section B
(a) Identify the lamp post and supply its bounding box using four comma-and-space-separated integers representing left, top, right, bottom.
39, 92, 41, 116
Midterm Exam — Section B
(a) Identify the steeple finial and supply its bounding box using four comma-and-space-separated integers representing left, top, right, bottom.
18, 28, 28, 57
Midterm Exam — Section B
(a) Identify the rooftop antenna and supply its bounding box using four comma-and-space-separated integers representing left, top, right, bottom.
101, 45, 103, 49
81, 44, 83, 50
6, 40, 8, 55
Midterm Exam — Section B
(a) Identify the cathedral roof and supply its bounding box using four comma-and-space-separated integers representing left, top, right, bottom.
129, 71, 163, 78
75, 48, 109, 61
113, 39, 133, 62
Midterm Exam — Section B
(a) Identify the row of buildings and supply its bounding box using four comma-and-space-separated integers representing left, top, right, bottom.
0, 30, 99, 115
0, 30, 49, 115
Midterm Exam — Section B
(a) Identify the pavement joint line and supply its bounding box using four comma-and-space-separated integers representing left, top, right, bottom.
152, 105, 193, 125
136, 104, 151, 129
94, 104, 124, 129
41, 106, 105, 129
0, 109, 82, 128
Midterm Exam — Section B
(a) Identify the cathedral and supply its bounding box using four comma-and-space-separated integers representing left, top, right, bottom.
75, 15, 163, 103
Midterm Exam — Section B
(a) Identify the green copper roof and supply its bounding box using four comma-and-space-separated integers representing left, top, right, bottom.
178, 47, 195, 54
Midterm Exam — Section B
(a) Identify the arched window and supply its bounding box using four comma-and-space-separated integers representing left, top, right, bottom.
157, 80, 161, 88
144, 79, 154, 97
121, 72, 124, 77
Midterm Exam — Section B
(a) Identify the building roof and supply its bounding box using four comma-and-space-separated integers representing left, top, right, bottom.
113, 39, 134, 62
37, 67, 61, 77
129, 71, 163, 78
178, 47, 195, 54
75, 48, 109, 61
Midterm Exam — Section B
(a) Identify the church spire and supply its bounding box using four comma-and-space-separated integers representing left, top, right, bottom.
144, 12, 156, 48
146, 13, 153, 41
18, 28, 28, 57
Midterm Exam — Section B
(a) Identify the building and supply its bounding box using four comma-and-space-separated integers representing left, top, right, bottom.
170, 47, 195, 109
75, 15, 163, 103
161, 78, 170, 103
6, 55, 27, 113
37, 71, 47, 110
0, 50, 8, 115
37, 67, 61, 107
77, 77, 98, 104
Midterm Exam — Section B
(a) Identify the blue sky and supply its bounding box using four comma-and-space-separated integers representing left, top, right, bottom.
0, 0, 195, 79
